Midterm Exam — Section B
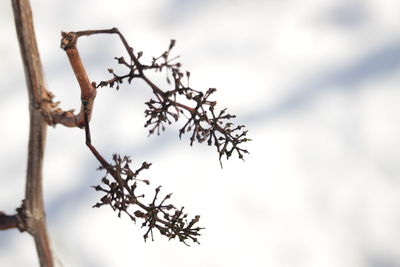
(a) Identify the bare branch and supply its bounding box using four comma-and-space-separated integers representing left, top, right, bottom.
4, 0, 249, 263
11, 0, 54, 266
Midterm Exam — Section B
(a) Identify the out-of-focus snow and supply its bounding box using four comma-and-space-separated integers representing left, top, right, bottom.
1, 0, 400, 266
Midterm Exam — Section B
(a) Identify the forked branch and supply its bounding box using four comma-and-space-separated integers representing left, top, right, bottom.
3, 0, 249, 265
51, 28, 249, 244
57, 29, 205, 244
56, 28, 250, 164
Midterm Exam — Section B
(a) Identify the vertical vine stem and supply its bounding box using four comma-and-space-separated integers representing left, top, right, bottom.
11, 0, 54, 266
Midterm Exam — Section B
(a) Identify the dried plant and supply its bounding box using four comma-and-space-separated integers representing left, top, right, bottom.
94, 29, 250, 164
92, 155, 202, 244
54, 28, 250, 244
1, 1, 249, 265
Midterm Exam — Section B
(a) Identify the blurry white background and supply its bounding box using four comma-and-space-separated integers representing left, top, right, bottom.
1, 0, 400, 266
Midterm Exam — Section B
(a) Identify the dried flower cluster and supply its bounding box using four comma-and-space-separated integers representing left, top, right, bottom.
3, 2, 251, 263
51, 28, 249, 245
97, 38, 250, 165
92, 154, 202, 244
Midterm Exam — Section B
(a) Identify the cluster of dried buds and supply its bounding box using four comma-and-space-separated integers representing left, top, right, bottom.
97, 39, 250, 165
92, 154, 202, 244
57, 28, 249, 245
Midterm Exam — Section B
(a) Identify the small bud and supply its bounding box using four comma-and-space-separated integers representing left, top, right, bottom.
169, 39, 176, 50
92, 185, 102, 191
141, 162, 152, 169
101, 177, 109, 185
134, 210, 145, 218
116, 56, 125, 64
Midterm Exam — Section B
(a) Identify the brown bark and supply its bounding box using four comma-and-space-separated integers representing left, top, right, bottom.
11, 0, 54, 266
0, 213, 20, 230
62, 41, 96, 128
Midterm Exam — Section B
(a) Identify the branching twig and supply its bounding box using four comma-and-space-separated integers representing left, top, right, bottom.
56, 28, 250, 165
50, 27, 250, 244
82, 93, 203, 244
53, 28, 206, 243
3, 0, 249, 265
